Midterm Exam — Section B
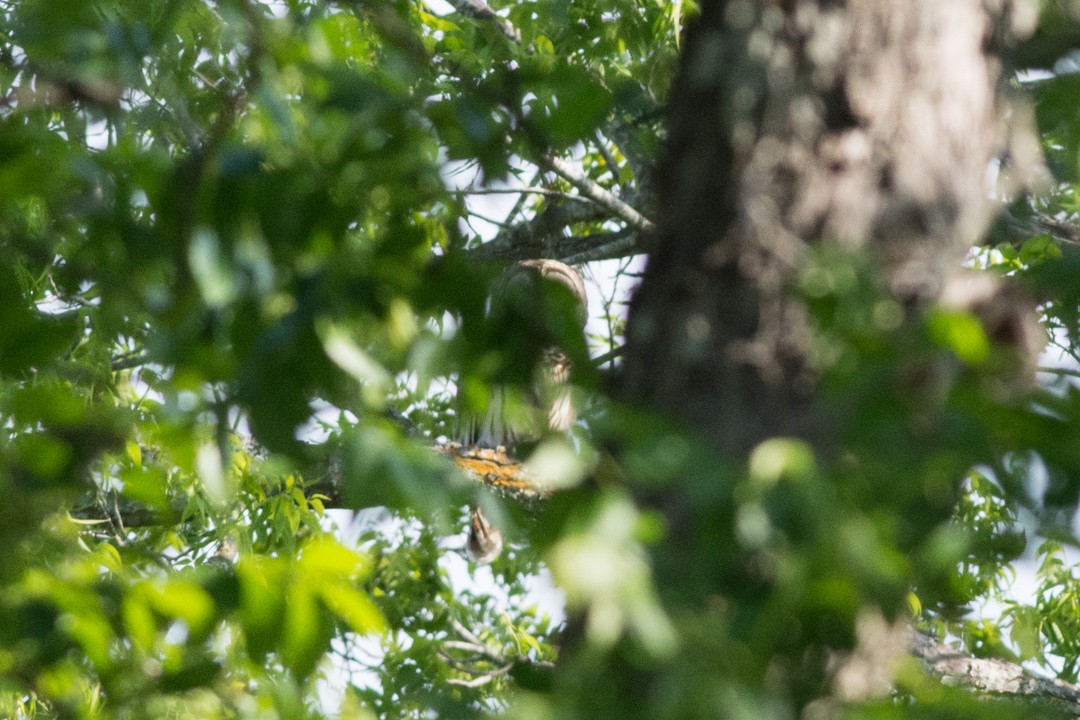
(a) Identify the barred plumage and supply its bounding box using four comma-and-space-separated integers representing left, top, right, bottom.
459, 259, 586, 563
456, 259, 586, 451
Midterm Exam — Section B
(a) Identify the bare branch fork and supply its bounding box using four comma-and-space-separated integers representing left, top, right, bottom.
438, 617, 519, 687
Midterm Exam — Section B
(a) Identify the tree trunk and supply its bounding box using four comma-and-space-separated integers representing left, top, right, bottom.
622, 0, 1026, 454
602, 0, 1044, 712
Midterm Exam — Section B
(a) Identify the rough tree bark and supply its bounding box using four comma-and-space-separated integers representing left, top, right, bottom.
623, 0, 1030, 453
614, 0, 1057, 710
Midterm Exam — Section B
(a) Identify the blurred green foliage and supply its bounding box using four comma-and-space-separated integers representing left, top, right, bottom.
0, 0, 677, 716
4, 0, 1080, 718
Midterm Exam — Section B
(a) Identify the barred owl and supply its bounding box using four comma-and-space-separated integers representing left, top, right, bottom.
459, 259, 587, 563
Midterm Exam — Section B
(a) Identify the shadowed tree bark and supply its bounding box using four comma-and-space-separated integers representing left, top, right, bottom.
623, 0, 1030, 454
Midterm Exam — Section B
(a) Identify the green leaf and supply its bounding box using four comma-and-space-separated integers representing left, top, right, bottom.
122, 594, 156, 653
280, 584, 333, 679
747, 438, 816, 488
299, 536, 371, 580
927, 309, 990, 365
119, 465, 169, 509
148, 580, 217, 638
1010, 606, 1042, 660
319, 583, 386, 636
237, 558, 287, 661
529, 64, 613, 149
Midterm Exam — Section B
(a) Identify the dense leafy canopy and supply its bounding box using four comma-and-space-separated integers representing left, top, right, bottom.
6, 0, 1080, 718
0, 1, 676, 716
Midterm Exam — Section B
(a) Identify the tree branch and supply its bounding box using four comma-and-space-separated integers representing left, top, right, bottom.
429, 0, 657, 263
439, 0, 520, 43
986, 205, 1080, 247
453, 187, 593, 202
445, 663, 513, 687
536, 153, 655, 233
561, 231, 644, 264
913, 631, 1080, 714
467, 203, 647, 262
111, 350, 150, 371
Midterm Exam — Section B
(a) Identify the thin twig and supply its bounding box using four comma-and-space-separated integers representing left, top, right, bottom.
112, 494, 127, 536
445, 662, 514, 687
450, 618, 486, 647
111, 350, 150, 371
562, 231, 643, 265
453, 187, 592, 202
504, 167, 544, 222
593, 131, 623, 189
442, 639, 489, 654
465, 207, 515, 229
1037, 366, 1080, 378
591, 344, 625, 368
